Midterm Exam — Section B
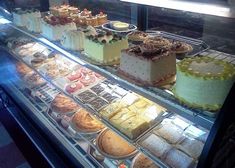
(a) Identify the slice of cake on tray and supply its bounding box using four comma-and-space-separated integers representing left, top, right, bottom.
84, 31, 128, 64
120, 41, 176, 85
61, 26, 97, 51
173, 56, 235, 111
41, 15, 77, 41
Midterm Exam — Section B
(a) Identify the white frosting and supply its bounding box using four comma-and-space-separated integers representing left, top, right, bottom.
61, 30, 85, 50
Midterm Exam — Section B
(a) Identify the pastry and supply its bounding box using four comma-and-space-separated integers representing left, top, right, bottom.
90, 84, 105, 95
79, 67, 93, 75
67, 70, 83, 82
120, 43, 176, 85
84, 31, 128, 64
80, 74, 96, 86
77, 90, 97, 103
144, 36, 171, 48
120, 93, 139, 106
173, 56, 235, 111
112, 22, 129, 31
51, 93, 80, 113
101, 92, 119, 103
85, 16, 98, 26
31, 57, 45, 68
24, 72, 45, 87
72, 109, 104, 132
154, 121, 184, 144
100, 101, 125, 119
98, 129, 136, 158
65, 82, 83, 94
176, 138, 204, 159
16, 62, 32, 76
88, 97, 109, 111
132, 153, 159, 168
96, 12, 107, 25
141, 134, 171, 158
164, 149, 194, 168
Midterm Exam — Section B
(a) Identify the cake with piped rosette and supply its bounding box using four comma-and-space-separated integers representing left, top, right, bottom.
174, 56, 235, 111
120, 42, 176, 85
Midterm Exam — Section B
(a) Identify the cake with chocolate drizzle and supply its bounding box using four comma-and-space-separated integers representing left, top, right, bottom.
120, 41, 176, 85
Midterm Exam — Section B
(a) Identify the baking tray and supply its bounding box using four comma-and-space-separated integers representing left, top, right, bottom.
145, 30, 210, 57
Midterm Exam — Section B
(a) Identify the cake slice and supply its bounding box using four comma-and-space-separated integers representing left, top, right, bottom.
100, 101, 125, 119
120, 43, 176, 85
84, 31, 128, 64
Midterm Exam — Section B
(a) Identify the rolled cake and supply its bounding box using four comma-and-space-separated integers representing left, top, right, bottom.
174, 56, 235, 111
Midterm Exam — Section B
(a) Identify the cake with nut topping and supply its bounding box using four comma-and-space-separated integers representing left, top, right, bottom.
120, 39, 176, 85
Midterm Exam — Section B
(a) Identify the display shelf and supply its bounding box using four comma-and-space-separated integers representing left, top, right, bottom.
5, 21, 215, 130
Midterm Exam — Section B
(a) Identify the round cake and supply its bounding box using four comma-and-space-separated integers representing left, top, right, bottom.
72, 109, 104, 132
97, 129, 136, 159
174, 56, 235, 111
51, 93, 80, 113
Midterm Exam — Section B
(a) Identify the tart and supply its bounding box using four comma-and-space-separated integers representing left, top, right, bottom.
96, 12, 107, 25
171, 41, 193, 59
132, 153, 159, 168
72, 109, 104, 132
80, 75, 96, 86
51, 93, 80, 113
65, 82, 83, 94
112, 22, 129, 31
144, 36, 171, 48
127, 31, 149, 43
97, 129, 137, 159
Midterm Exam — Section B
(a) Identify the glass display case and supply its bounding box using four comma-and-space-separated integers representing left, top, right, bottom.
0, 0, 235, 168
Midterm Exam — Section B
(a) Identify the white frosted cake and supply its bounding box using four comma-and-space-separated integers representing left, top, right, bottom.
120, 43, 176, 85
84, 31, 128, 64
61, 26, 97, 51
41, 15, 77, 41
174, 56, 235, 111
13, 8, 41, 27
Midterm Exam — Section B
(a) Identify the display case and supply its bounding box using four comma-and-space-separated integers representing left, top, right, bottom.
0, 0, 235, 168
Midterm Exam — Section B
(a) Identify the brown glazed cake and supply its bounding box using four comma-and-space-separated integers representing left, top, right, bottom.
120, 42, 176, 85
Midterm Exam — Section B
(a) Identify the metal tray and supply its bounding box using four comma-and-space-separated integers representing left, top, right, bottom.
146, 30, 210, 57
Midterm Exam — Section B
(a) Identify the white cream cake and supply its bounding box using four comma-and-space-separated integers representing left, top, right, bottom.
84, 31, 128, 64
41, 15, 77, 41
13, 8, 41, 27
120, 43, 176, 85
174, 56, 235, 111
61, 26, 97, 51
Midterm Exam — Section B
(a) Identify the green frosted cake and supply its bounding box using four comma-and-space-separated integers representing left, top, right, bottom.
173, 56, 235, 111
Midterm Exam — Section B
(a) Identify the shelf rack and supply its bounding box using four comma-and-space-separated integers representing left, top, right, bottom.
6, 21, 215, 130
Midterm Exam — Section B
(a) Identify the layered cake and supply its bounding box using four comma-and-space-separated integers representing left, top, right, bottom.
26, 14, 42, 33
84, 31, 128, 64
41, 15, 77, 41
120, 43, 176, 85
96, 12, 108, 25
72, 109, 104, 132
97, 129, 136, 158
61, 26, 97, 51
51, 93, 80, 113
49, 4, 79, 16
13, 8, 41, 27
174, 56, 235, 111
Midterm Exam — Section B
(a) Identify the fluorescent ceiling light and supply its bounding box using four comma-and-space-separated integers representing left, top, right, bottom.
0, 17, 11, 24
121, 0, 233, 18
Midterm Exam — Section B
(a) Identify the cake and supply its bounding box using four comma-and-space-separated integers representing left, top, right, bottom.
100, 101, 125, 119
67, 70, 83, 82
120, 43, 176, 85
65, 82, 83, 94
26, 15, 42, 33
13, 8, 41, 27
23, 72, 45, 88
51, 93, 80, 113
97, 129, 136, 158
49, 4, 79, 16
16, 62, 32, 76
85, 16, 98, 26
72, 109, 104, 132
173, 56, 235, 111
96, 12, 108, 25
41, 15, 77, 41
84, 31, 128, 64
132, 153, 159, 168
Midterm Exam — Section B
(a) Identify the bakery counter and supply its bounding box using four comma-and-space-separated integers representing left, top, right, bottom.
1, 18, 216, 130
